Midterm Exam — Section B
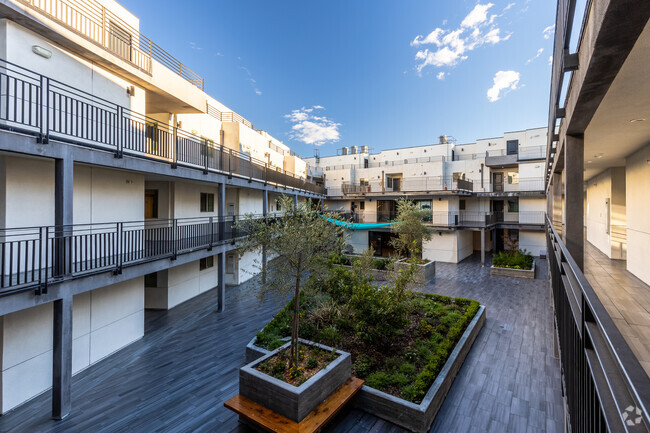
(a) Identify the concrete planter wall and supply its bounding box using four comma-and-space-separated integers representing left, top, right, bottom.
353, 306, 486, 433
490, 259, 536, 279
395, 258, 436, 284
239, 339, 351, 422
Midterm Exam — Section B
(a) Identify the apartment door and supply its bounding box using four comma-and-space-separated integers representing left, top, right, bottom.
493, 173, 504, 192
493, 200, 504, 222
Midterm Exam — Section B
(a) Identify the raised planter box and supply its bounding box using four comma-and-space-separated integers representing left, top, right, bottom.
490, 259, 536, 279
239, 339, 351, 422
395, 258, 436, 284
353, 305, 486, 432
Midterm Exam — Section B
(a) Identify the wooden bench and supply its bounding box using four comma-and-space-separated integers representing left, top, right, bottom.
224, 377, 364, 433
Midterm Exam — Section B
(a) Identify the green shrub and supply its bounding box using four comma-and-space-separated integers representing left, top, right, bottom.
318, 325, 340, 346
390, 373, 410, 387
492, 249, 533, 270
399, 363, 415, 375
366, 371, 391, 390
373, 258, 391, 270
306, 357, 318, 369
353, 354, 376, 377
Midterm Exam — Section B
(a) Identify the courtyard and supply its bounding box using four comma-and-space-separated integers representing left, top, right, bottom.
0, 255, 563, 433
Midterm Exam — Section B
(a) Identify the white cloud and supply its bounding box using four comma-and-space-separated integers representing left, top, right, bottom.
543, 25, 555, 39
189, 42, 202, 51
240, 65, 262, 96
437, 72, 446, 80
526, 48, 544, 63
284, 106, 340, 146
503, 3, 516, 11
548, 55, 553, 65
411, 3, 512, 73
487, 70, 520, 102
461, 3, 494, 28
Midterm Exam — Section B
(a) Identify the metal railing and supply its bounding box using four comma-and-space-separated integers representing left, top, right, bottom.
15, 0, 205, 89
366, 155, 445, 168
493, 211, 546, 225
333, 176, 473, 196
518, 145, 547, 160
0, 60, 325, 195
0, 215, 266, 297
546, 217, 650, 432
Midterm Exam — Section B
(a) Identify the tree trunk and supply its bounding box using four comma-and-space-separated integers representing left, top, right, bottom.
290, 252, 303, 366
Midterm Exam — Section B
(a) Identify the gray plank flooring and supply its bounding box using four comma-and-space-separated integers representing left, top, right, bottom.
0, 254, 563, 433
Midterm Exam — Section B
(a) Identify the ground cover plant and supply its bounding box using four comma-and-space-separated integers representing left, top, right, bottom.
256, 344, 339, 386
330, 252, 392, 270
254, 265, 480, 404
492, 249, 534, 270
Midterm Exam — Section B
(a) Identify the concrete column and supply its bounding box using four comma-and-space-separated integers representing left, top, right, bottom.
262, 190, 268, 283
217, 252, 225, 312
481, 228, 485, 266
218, 183, 226, 241
492, 229, 497, 253
293, 194, 299, 209
564, 135, 584, 270
52, 295, 73, 419
54, 157, 73, 276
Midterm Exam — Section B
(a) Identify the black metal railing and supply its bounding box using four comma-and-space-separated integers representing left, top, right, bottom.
547, 217, 650, 432
16, 0, 205, 89
0, 215, 264, 297
0, 59, 325, 195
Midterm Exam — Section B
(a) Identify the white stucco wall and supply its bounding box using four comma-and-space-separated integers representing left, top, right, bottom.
72, 277, 144, 373
423, 231, 462, 263
519, 231, 546, 256
0, 303, 52, 414
1, 277, 144, 414
172, 181, 219, 219
74, 165, 144, 224
626, 144, 650, 285
0, 155, 55, 228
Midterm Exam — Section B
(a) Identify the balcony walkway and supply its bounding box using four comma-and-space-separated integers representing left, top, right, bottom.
584, 241, 650, 376
0, 256, 563, 433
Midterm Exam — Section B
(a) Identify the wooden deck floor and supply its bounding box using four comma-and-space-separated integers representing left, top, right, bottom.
0, 255, 564, 433
584, 241, 650, 376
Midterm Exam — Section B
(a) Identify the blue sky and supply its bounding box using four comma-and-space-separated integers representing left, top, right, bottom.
125, 0, 556, 157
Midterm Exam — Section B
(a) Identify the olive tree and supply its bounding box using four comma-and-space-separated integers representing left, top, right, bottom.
389, 198, 432, 260
236, 196, 346, 366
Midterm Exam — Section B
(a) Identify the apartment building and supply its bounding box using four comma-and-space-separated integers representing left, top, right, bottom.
306, 128, 547, 265
545, 0, 650, 431
0, 0, 323, 417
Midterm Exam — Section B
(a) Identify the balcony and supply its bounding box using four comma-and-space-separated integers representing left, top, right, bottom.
13, 0, 205, 89
334, 176, 473, 197
0, 59, 325, 195
547, 219, 650, 432
0, 215, 269, 297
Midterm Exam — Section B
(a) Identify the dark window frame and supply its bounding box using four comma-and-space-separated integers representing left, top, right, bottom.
200, 193, 215, 212
200, 256, 214, 270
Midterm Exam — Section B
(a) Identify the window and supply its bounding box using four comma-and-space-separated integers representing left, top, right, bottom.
453, 172, 466, 181
145, 190, 158, 219
276, 200, 281, 211
386, 177, 393, 188
506, 140, 518, 155
200, 256, 214, 270
360, 201, 365, 210
508, 200, 519, 212
201, 193, 214, 212
507, 172, 519, 184
459, 199, 466, 210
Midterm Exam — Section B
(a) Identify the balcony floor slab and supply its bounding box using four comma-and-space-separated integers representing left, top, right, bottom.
584, 241, 650, 376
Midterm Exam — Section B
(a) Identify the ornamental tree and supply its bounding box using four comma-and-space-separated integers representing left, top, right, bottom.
389, 198, 432, 260
236, 196, 346, 366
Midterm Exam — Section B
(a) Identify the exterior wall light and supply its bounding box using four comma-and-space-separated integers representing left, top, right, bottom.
32, 45, 52, 59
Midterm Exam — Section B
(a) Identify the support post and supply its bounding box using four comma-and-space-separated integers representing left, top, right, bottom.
481, 228, 485, 266
52, 295, 73, 419
564, 135, 584, 270
217, 252, 226, 312
293, 194, 298, 210
262, 190, 268, 283
54, 156, 73, 278
218, 183, 226, 241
